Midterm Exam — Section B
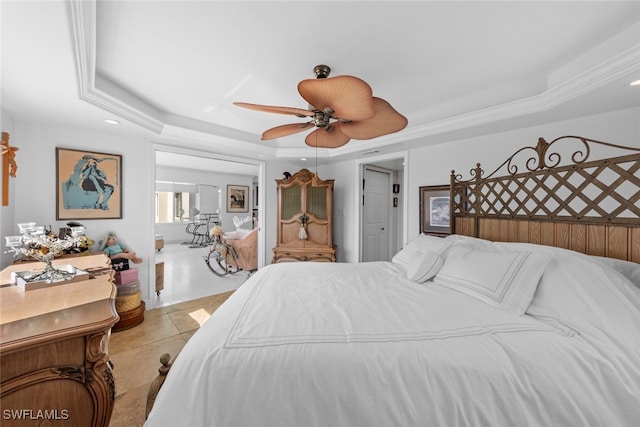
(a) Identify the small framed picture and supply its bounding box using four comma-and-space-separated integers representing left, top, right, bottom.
419, 185, 451, 236
56, 148, 122, 220
227, 185, 249, 213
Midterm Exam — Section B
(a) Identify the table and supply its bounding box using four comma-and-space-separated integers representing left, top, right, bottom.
0, 254, 119, 427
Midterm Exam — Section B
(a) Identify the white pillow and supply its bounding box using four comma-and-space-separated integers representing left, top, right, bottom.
406, 250, 443, 283
392, 234, 454, 269
592, 256, 640, 288
525, 251, 640, 341
434, 246, 550, 315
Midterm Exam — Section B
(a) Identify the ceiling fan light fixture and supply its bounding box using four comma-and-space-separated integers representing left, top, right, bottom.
234, 64, 407, 148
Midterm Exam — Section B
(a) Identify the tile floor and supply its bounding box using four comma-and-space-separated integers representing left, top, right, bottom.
153, 241, 249, 307
109, 291, 235, 427
109, 242, 247, 426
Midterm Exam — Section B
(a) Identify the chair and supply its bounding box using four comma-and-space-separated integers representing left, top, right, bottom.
223, 228, 258, 272
183, 208, 215, 247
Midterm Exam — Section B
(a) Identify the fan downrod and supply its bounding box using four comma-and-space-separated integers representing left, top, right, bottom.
313, 65, 331, 79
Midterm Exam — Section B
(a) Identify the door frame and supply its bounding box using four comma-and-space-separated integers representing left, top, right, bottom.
362, 165, 393, 261
148, 143, 265, 309
354, 151, 408, 262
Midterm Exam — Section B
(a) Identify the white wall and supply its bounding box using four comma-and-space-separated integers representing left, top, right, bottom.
320, 160, 360, 262
155, 165, 255, 243
7, 123, 153, 293
5, 122, 265, 308
324, 107, 640, 262
0, 108, 17, 268
404, 107, 640, 244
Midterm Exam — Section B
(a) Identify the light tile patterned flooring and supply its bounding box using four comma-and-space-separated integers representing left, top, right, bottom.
109, 291, 235, 426
109, 242, 246, 426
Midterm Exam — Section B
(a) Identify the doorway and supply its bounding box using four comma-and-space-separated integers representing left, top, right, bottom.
358, 154, 406, 262
151, 147, 264, 308
362, 166, 391, 262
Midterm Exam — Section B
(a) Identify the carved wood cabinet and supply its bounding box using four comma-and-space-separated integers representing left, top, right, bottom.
0, 254, 118, 427
273, 168, 336, 262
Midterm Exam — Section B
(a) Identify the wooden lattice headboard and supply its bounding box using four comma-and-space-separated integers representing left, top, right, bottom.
450, 136, 640, 262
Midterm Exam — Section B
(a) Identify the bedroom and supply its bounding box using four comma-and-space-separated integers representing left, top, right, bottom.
1, 1, 638, 301
1, 1, 640, 425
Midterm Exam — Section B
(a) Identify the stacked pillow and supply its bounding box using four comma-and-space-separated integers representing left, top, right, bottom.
434, 245, 549, 315
392, 234, 550, 315
392, 234, 454, 283
406, 250, 443, 283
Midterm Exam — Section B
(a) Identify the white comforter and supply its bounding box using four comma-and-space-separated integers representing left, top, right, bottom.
145, 239, 640, 427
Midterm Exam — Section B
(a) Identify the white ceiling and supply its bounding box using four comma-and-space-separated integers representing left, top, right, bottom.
2, 1, 640, 172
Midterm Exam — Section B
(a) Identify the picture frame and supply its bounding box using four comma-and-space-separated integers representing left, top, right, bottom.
56, 147, 122, 220
227, 184, 249, 213
419, 185, 451, 236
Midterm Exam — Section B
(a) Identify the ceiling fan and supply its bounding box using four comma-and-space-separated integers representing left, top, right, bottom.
234, 65, 408, 149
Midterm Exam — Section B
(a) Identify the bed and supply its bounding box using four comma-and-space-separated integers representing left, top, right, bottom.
144, 136, 640, 427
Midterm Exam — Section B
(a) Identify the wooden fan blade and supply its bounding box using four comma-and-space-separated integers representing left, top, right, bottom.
261, 122, 314, 140
339, 98, 408, 140
305, 125, 351, 149
234, 102, 314, 117
298, 76, 376, 121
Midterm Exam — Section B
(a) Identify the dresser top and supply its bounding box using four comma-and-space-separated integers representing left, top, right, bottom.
0, 254, 118, 353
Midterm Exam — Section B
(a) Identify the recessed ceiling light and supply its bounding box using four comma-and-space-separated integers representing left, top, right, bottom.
104, 119, 120, 125
630, 79, 640, 87
300, 157, 308, 161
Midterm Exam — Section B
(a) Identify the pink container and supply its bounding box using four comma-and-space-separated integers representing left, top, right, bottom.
115, 268, 138, 286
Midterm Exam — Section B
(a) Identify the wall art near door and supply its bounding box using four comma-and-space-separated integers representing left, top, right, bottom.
56, 148, 122, 220
227, 184, 249, 213
419, 185, 451, 236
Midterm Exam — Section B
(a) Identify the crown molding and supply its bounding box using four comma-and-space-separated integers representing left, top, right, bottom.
69, 0, 166, 134
68, 0, 640, 160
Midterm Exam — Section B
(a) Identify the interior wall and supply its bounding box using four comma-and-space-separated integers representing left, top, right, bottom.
155, 165, 254, 243
319, 160, 358, 262
3, 119, 297, 302
8, 122, 152, 289
322, 107, 640, 263
0, 108, 16, 268
404, 106, 640, 246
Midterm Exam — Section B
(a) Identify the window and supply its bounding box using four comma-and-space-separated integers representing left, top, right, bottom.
155, 191, 191, 224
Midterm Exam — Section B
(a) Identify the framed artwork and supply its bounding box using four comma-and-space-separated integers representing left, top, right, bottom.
56, 148, 122, 220
419, 185, 451, 236
227, 184, 249, 213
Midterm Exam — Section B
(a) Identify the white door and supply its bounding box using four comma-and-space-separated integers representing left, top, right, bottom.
363, 167, 391, 261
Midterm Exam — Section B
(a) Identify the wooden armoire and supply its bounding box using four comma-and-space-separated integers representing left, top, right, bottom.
272, 168, 336, 262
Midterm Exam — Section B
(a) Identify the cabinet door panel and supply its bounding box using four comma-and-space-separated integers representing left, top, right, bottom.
307, 186, 327, 219
282, 184, 302, 219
